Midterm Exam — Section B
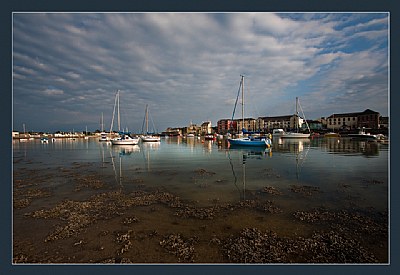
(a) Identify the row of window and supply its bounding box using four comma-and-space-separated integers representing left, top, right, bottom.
329, 117, 356, 122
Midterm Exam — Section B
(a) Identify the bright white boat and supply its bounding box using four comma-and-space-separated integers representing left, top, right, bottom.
109, 90, 139, 146
282, 132, 310, 138
272, 128, 285, 138
99, 113, 110, 142
227, 75, 272, 148
141, 135, 160, 142
99, 132, 109, 142
111, 134, 140, 145
281, 97, 310, 139
348, 127, 377, 141
141, 104, 161, 142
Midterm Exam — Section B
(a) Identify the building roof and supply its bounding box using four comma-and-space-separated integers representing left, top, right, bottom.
327, 109, 379, 119
258, 115, 293, 121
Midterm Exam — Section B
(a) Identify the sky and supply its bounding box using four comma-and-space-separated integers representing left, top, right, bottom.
12, 12, 389, 133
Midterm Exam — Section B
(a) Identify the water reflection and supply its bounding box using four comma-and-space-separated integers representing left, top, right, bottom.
141, 141, 160, 171
228, 147, 273, 201
106, 144, 140, 186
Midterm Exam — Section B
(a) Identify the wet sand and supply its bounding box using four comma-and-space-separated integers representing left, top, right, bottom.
13, 161, 388, 264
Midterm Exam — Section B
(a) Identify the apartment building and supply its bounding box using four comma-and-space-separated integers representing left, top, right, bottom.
326, 109, 380, 130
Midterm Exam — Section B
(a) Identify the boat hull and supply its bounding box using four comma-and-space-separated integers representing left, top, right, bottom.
228, 137, 271, 147
111, 137, 140, 145
348, 134, 377, 140
324, 132, 340, 138
141, 136, 161, 142
281, 133, 310, 139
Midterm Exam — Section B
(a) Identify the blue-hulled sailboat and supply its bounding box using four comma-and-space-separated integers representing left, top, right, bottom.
228, 75, 272, 148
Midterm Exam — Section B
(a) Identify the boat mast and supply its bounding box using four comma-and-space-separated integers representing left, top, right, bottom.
241, 75, 245, 132
117, 90, 121, 132
146, 104, 149, 134
101, 112, 104, 132
295, 97, 298, 133
110, 90, 118, 133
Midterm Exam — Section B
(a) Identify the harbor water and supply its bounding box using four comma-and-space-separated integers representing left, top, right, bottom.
12, 136, 389, 263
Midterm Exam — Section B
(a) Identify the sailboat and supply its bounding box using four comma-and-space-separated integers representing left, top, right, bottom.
281, 97, 310, 139
228, 75, 272, 147
140, 104, 160, 142
110, 90, 140, 145
99, 112, 109, 142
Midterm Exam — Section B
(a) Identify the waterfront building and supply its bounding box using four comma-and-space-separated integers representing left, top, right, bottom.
236, 118, 258, 133
257, 115, 307, 132
200, 121, 212, 135
379, 116, 389, 129
162, 127, 182, 136
305, 120, 324, 131
183, 123, 201, 136
326, 109, 380, 130
217, 119, 237, 134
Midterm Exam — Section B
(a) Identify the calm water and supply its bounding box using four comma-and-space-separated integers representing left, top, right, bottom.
13, 136, 389, 212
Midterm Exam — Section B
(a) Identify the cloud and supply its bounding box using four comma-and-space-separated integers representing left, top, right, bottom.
41, 88, 64, 96
12, 12, 389, 132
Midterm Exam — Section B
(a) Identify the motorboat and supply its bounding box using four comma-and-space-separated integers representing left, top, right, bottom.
348, 128, 377, 141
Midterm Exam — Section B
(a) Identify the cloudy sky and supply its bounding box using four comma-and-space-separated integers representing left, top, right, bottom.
12, 12, 389, 133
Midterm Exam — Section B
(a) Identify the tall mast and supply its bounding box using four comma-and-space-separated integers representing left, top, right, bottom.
101, 112, 104, 132
146, 104, 149, 134
295, 97, 299, 132
117, 90, 121, 132
241, 75, 244, 130
110, 90, 118, 133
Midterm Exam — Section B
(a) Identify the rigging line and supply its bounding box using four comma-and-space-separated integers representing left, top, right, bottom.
149, 110, 158, 134
230, 77, 243, 130
298, 98, 311, 132
141, 107, 146, 134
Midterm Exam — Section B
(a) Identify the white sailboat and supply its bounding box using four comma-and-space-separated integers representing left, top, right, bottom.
228, 75, 272, 147
99, 112, 109, 142
281, 97, 310, 139
110, 90, 140, 145
141, 104, 160, 142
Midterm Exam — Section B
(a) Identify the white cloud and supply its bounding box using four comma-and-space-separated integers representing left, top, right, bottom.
41, 88, 64, 96
12, 12, 389, 131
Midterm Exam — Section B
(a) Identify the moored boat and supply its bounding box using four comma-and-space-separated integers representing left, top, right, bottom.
228, 136, 272, 147
281, 97, 310, 139
141, 104, 161, 142
111, 133, 140, 145
99, 131, 109, 142
272, 128, 285, 138
348, 128, 377, 141
141, 135, 160, 142
109, 90, 140, 146
227, 75, 272, 148
324, 132, 340, 138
